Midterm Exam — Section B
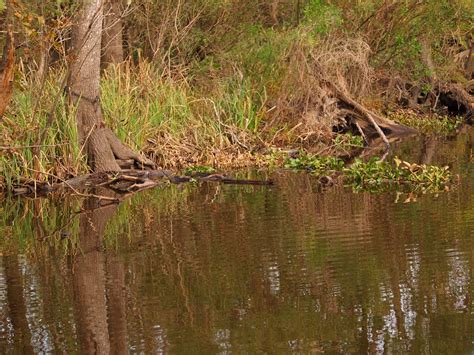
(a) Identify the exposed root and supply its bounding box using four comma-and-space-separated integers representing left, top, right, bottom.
379, 68, 474, 125
328, 83, 416, 148
104, 128, 155, 168
87, 127, 155, 172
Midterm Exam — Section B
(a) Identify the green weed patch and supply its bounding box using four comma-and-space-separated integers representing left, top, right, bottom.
285, 153, 452, 193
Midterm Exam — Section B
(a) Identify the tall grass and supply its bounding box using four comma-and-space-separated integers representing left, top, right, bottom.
1, 60, 270, 190
0, 70, 87, 189
100, 60, 267, 168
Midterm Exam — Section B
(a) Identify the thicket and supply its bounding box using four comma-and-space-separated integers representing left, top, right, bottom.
0, 0, 473, 188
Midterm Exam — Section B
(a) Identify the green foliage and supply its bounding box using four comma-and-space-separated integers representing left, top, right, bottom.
303, 0, 343, 35
285, 153, 452, 193
215, 78, 266, 132
345, 157, 452, 193
0, 71, 86, 189
1, 0, 471, 191
389, 111, 463, 135
332, 133, 365, 150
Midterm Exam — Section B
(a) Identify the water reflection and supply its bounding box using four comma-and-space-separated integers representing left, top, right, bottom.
0, 128, 473, 353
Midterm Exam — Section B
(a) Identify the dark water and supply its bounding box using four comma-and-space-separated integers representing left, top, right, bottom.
1, 128, 474, 354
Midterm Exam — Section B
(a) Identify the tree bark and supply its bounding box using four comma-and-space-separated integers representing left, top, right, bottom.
68, 0, 152, 172
0, 24, 14, 119
102, 0, 124, 67
465, 40, 474, 79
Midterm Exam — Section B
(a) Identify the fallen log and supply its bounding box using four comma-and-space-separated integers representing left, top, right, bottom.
189, 172, 274, 185
435, 82, 474, 119
6, 169, 274, 197
324, 78, 417, 150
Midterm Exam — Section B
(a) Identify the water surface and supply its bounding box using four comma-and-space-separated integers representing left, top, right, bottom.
0, 128, 473, 353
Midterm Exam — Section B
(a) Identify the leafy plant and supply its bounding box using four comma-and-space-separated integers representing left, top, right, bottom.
344, 157, 452, 193
389, 110, 462, 135
332, 133, 365, 150
285, 152, 452, 193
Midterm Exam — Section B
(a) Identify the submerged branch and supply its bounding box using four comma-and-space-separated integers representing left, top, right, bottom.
4, 169, 274, 197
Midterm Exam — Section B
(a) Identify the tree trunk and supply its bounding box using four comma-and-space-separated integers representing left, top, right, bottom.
68, 0, 152, 172
102, 0, 124, 67
0, 24, 14, 119
465, 41, 474, 79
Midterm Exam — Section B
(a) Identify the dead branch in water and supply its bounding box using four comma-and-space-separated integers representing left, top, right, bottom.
5, 169, 274, 197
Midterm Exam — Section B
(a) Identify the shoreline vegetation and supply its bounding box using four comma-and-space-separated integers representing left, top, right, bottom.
0, 0, 473, 195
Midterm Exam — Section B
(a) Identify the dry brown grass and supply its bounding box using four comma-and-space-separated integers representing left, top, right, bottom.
269, 34, 373, 142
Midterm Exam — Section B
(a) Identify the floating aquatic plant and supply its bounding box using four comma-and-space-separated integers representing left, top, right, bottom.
285, 155, 344, 175
345, 157, 451, 193
285, 153, 452, 193
388, 110, 462, 135
332, 133, 365, 150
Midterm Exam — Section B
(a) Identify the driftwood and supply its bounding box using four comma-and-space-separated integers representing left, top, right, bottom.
7, 169, 274, 198
323, 77, 417, 150
435, 82, 474, 119
333, 86, 416, 148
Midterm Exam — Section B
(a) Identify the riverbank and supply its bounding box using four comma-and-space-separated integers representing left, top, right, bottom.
1, 54, 471, 189
1, 1, 473, 192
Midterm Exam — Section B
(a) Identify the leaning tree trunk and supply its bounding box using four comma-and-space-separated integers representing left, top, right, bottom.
102, 0, 124, 67
68, 0, 152, 172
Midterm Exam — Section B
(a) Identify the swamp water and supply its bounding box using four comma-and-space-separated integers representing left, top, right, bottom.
0, 128, 474, 354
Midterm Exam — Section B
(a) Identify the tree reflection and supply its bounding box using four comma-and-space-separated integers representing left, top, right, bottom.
72, 191, 127, 354
3, 255, 34, 354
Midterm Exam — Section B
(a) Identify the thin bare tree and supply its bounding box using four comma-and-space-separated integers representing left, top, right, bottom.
102, 0, 124, 67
